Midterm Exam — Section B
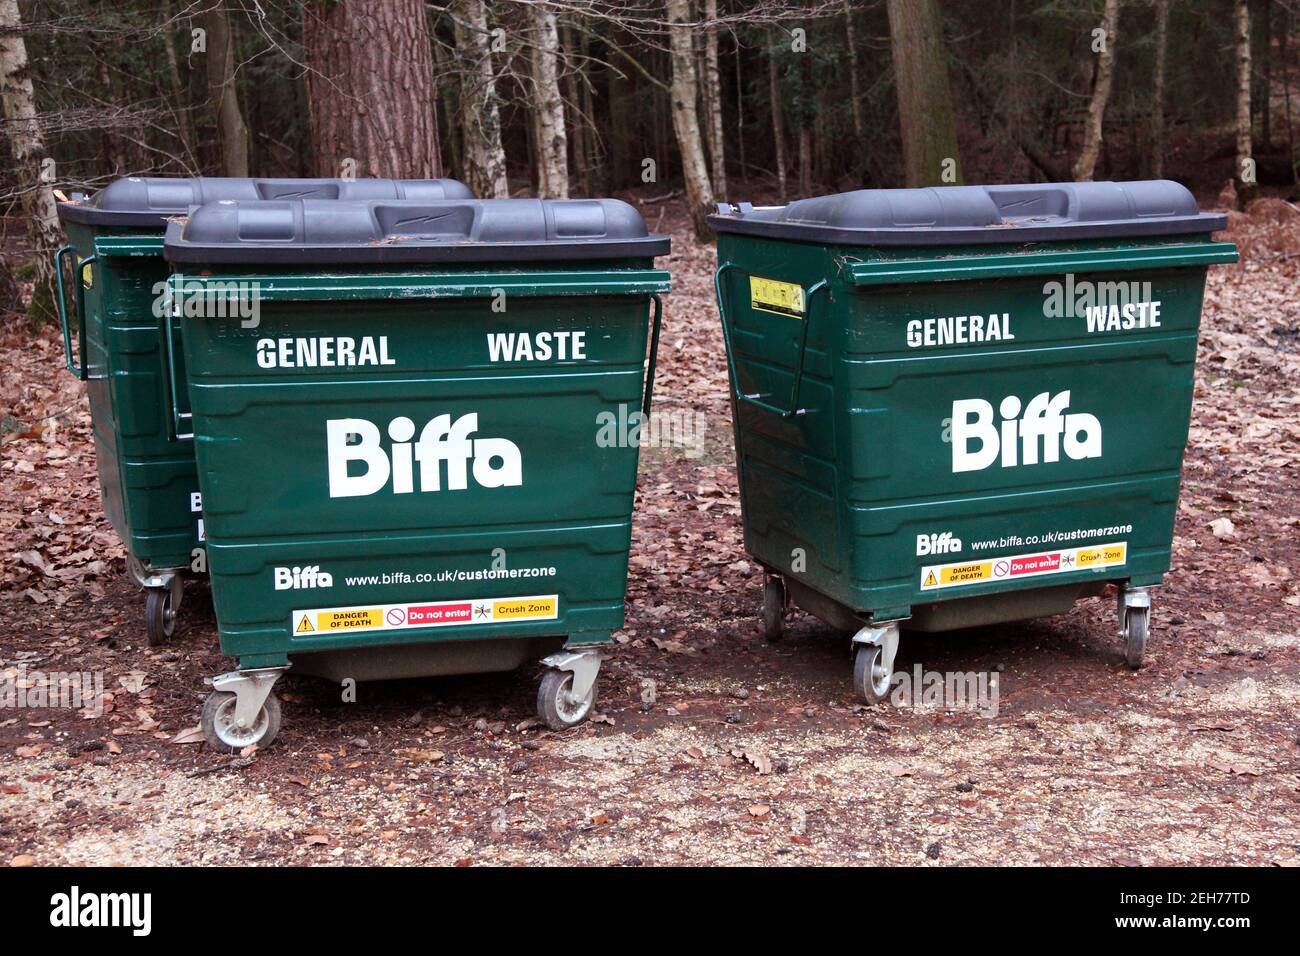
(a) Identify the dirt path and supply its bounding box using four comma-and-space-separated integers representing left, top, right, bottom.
1, 201, 1297, 866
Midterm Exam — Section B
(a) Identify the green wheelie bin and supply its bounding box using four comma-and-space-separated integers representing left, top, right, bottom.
54, 176, 472, 644
708, 181, 1237, 702
162, 197, 669, 748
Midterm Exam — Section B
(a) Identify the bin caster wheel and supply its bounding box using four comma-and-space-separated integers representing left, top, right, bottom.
762, 577, 785, 642
1123, 605, 1149, 669
145, 586, 178, 646
537, 668, 597, 730
852, 643, 893, 705
201, 689, 282, 751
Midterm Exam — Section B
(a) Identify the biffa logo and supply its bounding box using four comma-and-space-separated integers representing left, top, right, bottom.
950, 390, 1101, 473
326, 413, 522, 498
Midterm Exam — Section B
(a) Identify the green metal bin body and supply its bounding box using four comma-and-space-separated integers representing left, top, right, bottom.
709, 182, 1237, 635
57, 218, 201, 574
163, 197, 669, 678
55, 177, 473, 580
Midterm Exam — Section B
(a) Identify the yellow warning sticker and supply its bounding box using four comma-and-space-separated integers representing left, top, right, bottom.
920, 541, 1127, 592
493, 596, 558, 620
1077, 543, 1127, 568
316, 608, 382, 632
749, 276, 805, 318
939, 561, 993, 586
291, 594, 559, 638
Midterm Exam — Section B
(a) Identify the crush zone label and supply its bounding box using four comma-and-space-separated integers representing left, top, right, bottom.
919, 542, 1127, 592
292, 594, 558, 636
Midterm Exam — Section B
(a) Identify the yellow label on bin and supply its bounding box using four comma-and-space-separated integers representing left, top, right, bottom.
920, 542, 1127, 592
292, 594, 559, 638
749, 276, 805, 318
493, 596, 557, 620
316, 608, 382, 631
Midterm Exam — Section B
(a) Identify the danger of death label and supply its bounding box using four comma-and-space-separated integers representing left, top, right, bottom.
749, 276, 805, 318
919, 542, 1127, 592
292, 594, 558, 636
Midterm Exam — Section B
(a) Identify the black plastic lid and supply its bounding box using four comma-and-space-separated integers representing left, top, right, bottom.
57, 176, 474, 227
163, 198, 670, 264
707, 180, 1228, 245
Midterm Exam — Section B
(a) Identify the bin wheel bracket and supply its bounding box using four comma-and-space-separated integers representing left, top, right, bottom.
537, 649, 601, 730
203, 667, 288, 749
1119, 586, 1151, 670
851, 622, 900, 705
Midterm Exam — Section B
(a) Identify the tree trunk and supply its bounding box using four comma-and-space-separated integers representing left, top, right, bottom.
528, 2, 568, 198
1151, 0, 1169, 179
452, 0, 509, 198
431, 36, 461, 182
206, 2, 249, 177
886, 0, 962, 186
702, 0, 727, 198
666, 0, 715, 237
843, 0, 866, 179
97, 60, 125, 174
798, 125, 812, 196
735, 38, 746, 182
1234, 0, 1254, 203
580, 30, 604, 194
1072, 0, 1119, 182
1283, 3, 1297, 186
561, 21, 588, 195
302, 0, 441, 179
768, 29, 787, 200
0, 0, 61, 322
1256, 0, 1271, 149
160, 0, 197, 169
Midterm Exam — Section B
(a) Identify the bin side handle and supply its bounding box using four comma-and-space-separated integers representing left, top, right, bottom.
641, 293, 663, 418
714, 261, 825, 419
56, 246, 89, 381
161, 280, 194, 441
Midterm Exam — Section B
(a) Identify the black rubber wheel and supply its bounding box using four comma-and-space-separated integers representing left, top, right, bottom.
852, 643, 893, 705
145, 588, 176, 646
762, 577, 785, 642
537, 669, 597, 730
1124, 606, 1149, 669
201, 689, 282, 751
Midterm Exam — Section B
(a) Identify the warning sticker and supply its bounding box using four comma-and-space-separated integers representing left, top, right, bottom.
291, 593, 558, 637
749, 276, 805, 318
920, 542, 1127, 592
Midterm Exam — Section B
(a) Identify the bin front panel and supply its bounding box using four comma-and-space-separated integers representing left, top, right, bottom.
64, 224, 201, 571
180, 284, 656, 661
719, 233, 1220, 620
